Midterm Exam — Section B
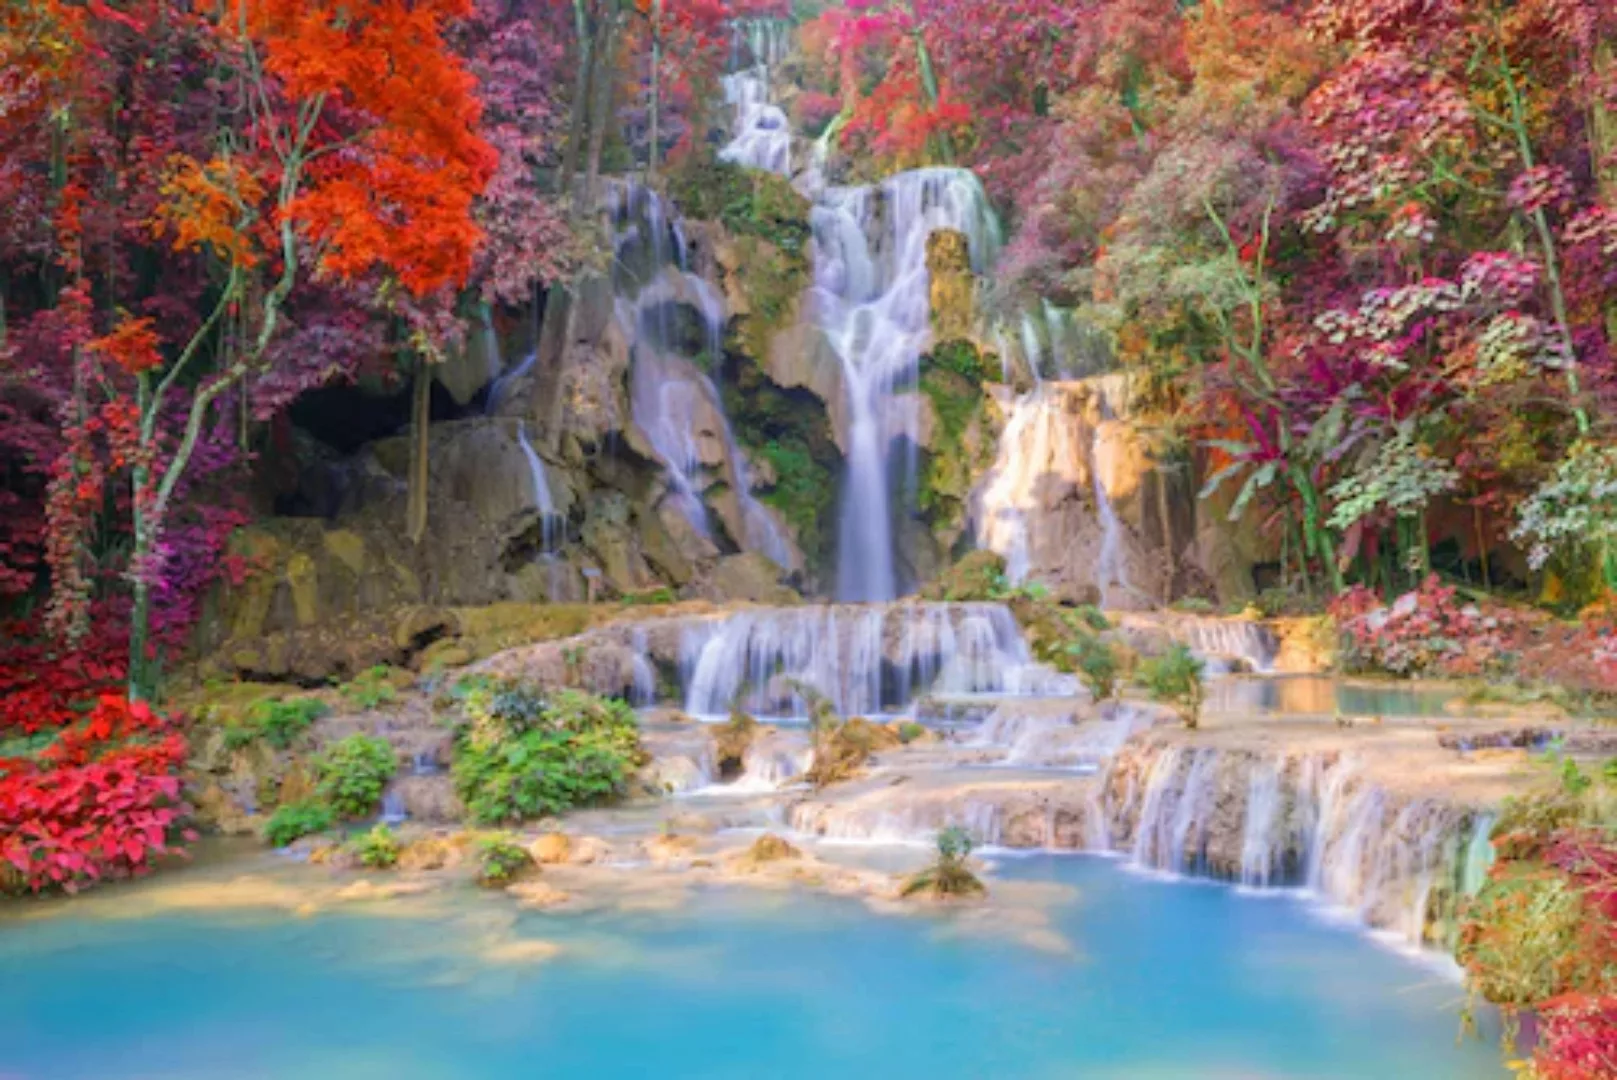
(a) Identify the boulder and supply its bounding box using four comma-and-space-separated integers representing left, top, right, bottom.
528, 833, 573, 865
694, 552, 800, 605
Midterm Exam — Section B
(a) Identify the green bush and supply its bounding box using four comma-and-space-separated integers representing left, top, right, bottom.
315, 735, 399, 819
351, 824, 401, 869
902, 826, 986, 899
452, 684, 643, 825
263, 800, 335, 848
224, 697, 330, 752
1137, 644, 1206, 729
1067, 634, 1120, 702
476, 834, 534, 888
340, 666, 399, 710
897, 721, 927, 745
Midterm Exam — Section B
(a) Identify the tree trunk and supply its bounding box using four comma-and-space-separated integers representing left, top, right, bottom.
647, 0, 662, 179
583, 0, 620, 209
407, 354, 432, 546
1594, 39, 1617, 344
1595, 40, 1617, 204
561, 0, 595, 208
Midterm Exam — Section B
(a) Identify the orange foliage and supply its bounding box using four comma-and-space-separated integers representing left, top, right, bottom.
153, 154, 264, 267
202, 0, 499, 296
88, 316, 164, 376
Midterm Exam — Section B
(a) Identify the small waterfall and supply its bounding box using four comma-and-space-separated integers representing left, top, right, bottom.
1090, 422, 1132, 609
974, 386, 1086, 586
679, 602, 1068, 718
410, 750, 441, 777
1239, 760, 1284, 887
379, 789, 407, 826
1179, 618, 1279, 673
613, 181, 792, 565
630, 628, 658, 708
720, 20, 792, 175
809, 169, 1000, 601
1129, 746, 1187, 869
486, 349, 537, 416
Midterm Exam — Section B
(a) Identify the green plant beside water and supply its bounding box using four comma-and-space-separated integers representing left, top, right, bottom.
351, 824, 401, 869
1138, 644, 1206, 729
451, 682, 643, 825
476, 834, 534, 887
223, 697, 329, 752
262, 800, 335, 848
316, 734, 398, 818
902, 826, 986, 899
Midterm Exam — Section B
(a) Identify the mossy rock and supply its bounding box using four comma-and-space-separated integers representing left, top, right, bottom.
923, 551, 1007, 602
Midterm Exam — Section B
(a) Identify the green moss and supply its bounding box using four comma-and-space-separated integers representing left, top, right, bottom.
720, 361, 840, 575
667, 159, 811, 257
667, 159, 811, 359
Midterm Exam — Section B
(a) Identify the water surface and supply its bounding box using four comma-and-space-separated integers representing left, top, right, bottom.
0, 855, 1505, 1079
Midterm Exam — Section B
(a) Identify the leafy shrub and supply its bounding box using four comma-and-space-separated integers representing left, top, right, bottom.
804, 716, 894, 788
897, 721, 927, 745
262, 800, 335, 848
452, 684, 643, 825
315, 735, 398, 819
476, 834, 534, 887
1330, 576, 1514, 678
223, 697, 329, 752
1067, 633, 1120, 702
340, 666, 400, 710
713, 706, 758, 781
350, 824, 400, 869
1137, 644, 1206, 729
622, 587, 676, 607
902, 826, 986, 899
1, 695, 193, 893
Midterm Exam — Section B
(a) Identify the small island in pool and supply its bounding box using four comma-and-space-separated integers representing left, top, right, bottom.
3, 1, 1616, 1077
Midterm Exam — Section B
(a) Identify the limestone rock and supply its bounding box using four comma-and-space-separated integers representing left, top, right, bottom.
528, 833, 573, 865
694, 552, 800, 605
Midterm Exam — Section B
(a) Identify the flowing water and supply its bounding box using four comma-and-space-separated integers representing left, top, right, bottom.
810, 169, 1000, 600
0, 856, 1506, 1078
611, 182, 792, 566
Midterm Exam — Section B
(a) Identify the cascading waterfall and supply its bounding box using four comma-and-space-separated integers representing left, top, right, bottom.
678, 601, 1072, 719
811, 170, 1001, 601
720, 20, 792, 175
612, 181, 792, 566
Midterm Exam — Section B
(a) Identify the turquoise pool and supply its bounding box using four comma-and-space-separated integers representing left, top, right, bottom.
1, 855, 1505, 1079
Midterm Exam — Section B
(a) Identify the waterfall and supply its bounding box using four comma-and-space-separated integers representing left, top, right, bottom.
1239, 760, 1284, 887
678, 601, 1069, 719
805, 170, 1001, 599
612, 181, 792, 566
630, 628, 658, 708
516, 421, 561, 561
379, 788, 407, 826
720, 20, 792, 175
1090, 424, 1132, 609
974, 386, 1086, 586
1179, 618, 1279, 673
486, 349, 537, 416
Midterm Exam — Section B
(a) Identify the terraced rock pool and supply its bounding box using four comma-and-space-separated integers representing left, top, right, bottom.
2, 854, 1506, 1079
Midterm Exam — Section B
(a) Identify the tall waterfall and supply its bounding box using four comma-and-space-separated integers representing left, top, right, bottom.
611, 182, 792, 567
811, 170, 1000, 600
